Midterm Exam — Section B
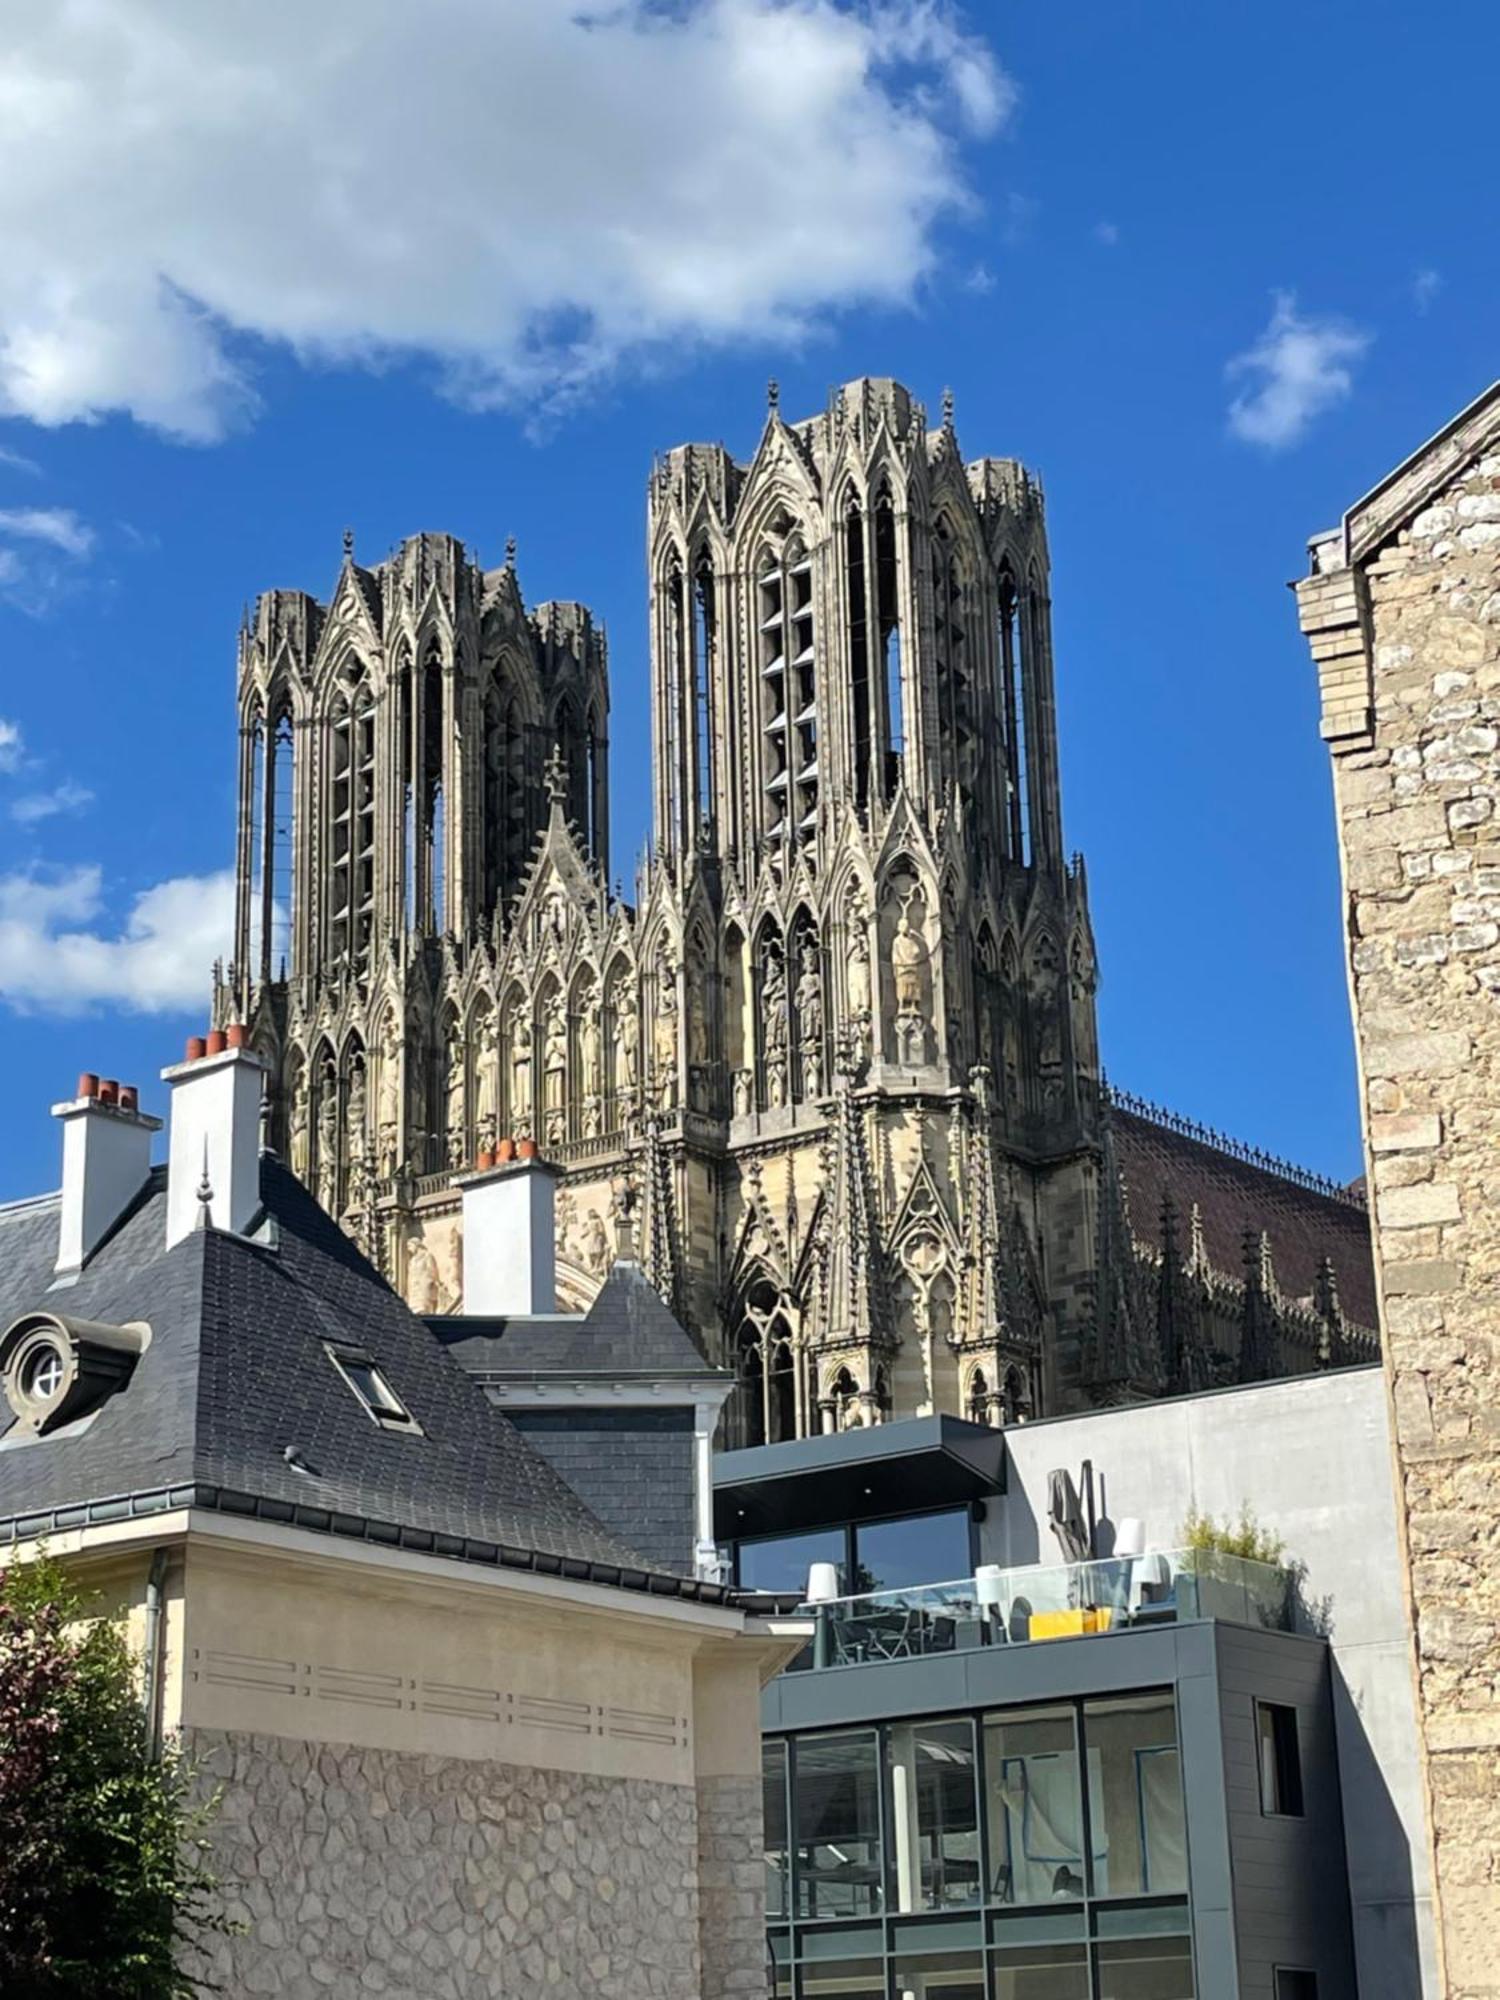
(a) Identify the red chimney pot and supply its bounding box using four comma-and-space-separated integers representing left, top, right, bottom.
77, 1071, 100, 1100
476, 1145, 497, 1170
496, 1137, 516, 1163
118, 1085, 139, 1113
186, 1036, 207, 1062
516, 1137, 539, 1161
226, 1023, 248, 1050
205, 1029, 227, 1057
98, 1079, 119, 1106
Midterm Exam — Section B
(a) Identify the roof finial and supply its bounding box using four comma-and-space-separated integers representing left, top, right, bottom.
342, 526, 354, 561
767, 376, 779, 414
941, 384, 955, 429
505, 533, 517, 570
195, 1141, 214, 1230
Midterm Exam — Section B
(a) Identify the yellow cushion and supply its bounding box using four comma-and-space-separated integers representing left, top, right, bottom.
1028, 1607, 1114, 1641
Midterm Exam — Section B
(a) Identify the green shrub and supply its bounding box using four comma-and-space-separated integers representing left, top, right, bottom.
0, 1553, 228, 1998
1180, 1505, 1285, 1566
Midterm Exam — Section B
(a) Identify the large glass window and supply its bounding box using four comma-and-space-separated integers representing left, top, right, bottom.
772, 1689, 1194, 1995
857, 1509, 972, 1593
984, 1706, 1090, 1908
1095, 1934, 1194, 1998
764, 1740, 790, 1918
795, 1733, 884, 1918
887, 1720, 981, 1912
739, 1527, 847, 1596
1081, 1696, 1187, 1898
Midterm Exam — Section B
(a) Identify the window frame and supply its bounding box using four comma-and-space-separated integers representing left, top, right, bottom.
1255, 1700, 1305, 1819
325, 1345, 422, 1435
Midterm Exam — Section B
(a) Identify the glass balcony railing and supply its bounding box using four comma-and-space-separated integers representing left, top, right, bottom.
789, 1547, 1290, 1672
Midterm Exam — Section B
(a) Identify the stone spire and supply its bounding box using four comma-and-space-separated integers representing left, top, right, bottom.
638, 1116, 681, 1319
817, 1034, 890, 1355
1238, 1228, 1278, 1384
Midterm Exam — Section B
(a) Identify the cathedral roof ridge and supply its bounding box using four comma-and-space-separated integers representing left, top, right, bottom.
1105, 1083, 1366, 1209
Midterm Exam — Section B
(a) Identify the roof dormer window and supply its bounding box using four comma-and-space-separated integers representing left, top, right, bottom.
326, 1347, 422, 1434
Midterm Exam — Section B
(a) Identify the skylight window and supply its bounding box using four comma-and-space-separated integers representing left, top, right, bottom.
326, 1347, 421, 1434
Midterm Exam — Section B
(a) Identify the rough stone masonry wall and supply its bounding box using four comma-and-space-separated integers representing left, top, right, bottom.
1300, 432, 1500, 1999
185, 1729, 716, 2000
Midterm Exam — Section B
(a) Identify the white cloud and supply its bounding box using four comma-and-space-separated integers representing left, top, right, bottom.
962, 262, 996, 295
11, 780, 94, 825
0, 507, 94, 556
0, 1, 1011, 441
0, 866, 232, 1016
1226, 292, 1371, 450
1413, 268, 1443, 314
0, 444, 41, 475
0, 718, 21, 772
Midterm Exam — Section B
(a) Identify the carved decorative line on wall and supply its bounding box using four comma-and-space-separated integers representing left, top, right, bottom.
515, 1694, 594, 1736
199, 1649, 300, 1696
316, 1664, 406, 1709
192, 1650, 689, 1747
604, 1707, 684, 1747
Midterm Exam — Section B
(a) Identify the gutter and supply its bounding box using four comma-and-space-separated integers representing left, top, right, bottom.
142, 1545, 169, 1759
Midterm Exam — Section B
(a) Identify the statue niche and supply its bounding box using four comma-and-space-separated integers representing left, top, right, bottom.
883, 875, 932, 1066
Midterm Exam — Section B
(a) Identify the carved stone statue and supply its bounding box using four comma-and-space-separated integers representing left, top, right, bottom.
579, 995, 602, 1097
509, 1012, 533, 1131
474, 1015, 498, 1147
377, 1022, 401, 1175
891, 902, 930, 1065
732, 1066, 753, 1117
583, 1207, 610, 1276
289, 1068, 310, 1179
405, 1229, 441, 1315
763, 950, 787, 1054
847, 918, 872, 1053
445, 1044, 466, 1167
346, 1064, 367, 1161
653, 965, 678, 1112
544, 997, 568, 1104
618, 991, 639, 1095
316, 1085, 339, 1212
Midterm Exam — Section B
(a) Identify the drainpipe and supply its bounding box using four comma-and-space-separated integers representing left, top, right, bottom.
142, 1547, 169, 1760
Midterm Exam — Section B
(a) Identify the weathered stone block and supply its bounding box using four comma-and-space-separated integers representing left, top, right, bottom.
1379, 1182, 1463, 1227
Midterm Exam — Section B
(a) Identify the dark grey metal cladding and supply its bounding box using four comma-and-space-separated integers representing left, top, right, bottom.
762, 1620, 1357, 2000
1215, 1624, 1359, 2000
714, 1412, 1006, 1539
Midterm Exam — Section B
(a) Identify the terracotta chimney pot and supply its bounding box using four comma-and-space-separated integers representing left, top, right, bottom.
77, 1071, 100, 1100
185, 1036, 207, 1062
205, 1029, 227, 1057
226, 1023, 249, 1050
496, 1137, 517, 1163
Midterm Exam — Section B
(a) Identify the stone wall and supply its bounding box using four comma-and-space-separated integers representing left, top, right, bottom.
1299, 394, 1500, 1999
186, 1728, 712, 2000
694, 1774, 767, 2000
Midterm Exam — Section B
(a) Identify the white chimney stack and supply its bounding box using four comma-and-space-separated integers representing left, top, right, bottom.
458, 1148, 558, 1315
52, 1073, 161, 1279
162, 1027, 265, 1250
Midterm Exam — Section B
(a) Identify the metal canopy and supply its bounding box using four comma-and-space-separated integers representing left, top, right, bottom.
713, 1414, 1006, 1540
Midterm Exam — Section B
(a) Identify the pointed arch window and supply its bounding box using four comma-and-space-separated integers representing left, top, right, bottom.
758, 534, 816, 844
692, 554, 716, 845
934, 519, 973, 809
269, 710, 295, 975
419, 646, 446, 932
874, 487, 902, 797
845, 500, 873, 811
999, 569, 1030, 865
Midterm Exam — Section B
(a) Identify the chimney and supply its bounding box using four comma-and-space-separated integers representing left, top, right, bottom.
457, 1150, 559, 1315
162, 1029, 265, 1250
51, 1073, 161, 1278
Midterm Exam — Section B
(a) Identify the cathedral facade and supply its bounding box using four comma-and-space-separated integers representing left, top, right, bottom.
222, 378, 1377, 1443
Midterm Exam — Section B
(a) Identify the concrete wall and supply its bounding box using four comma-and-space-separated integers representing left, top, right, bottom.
1298, 388, 1500, 2000
978, 1367, 1435, 1996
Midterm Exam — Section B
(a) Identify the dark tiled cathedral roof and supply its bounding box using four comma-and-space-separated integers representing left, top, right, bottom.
1109, 1098, 1377, 1330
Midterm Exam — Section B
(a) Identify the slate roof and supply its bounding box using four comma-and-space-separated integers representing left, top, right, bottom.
434, 1262, 723, 1380
1111, 1104, 1377, 1329
0, 1162, 736, 1602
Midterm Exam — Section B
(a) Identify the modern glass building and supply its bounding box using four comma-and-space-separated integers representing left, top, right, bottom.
719, 1415, 1365, 2000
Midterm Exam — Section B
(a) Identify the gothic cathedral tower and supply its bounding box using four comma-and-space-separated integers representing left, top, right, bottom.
224, 383, 1110, 1442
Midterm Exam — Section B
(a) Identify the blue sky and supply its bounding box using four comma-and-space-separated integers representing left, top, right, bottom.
0, 0, 1493, 1201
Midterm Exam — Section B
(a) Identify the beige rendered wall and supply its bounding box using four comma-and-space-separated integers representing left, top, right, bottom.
159, 1529, 774, 1998
1298, 397, 1500, 1999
